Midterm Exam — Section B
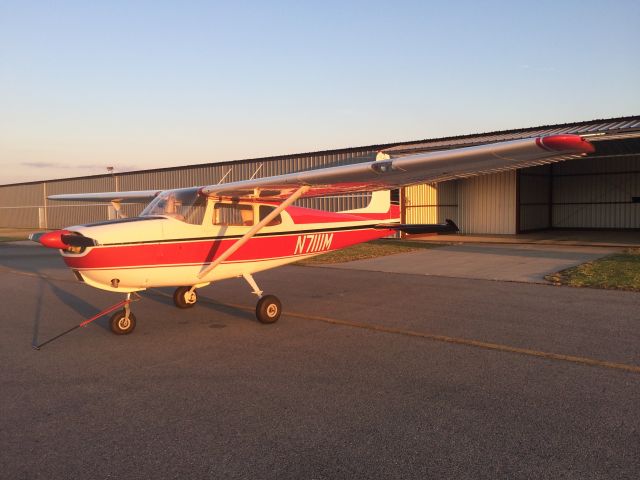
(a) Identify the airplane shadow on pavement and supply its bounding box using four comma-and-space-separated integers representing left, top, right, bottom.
144, 287, 252, 323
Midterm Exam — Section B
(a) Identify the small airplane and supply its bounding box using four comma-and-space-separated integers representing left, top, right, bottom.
30, 135, 594, 336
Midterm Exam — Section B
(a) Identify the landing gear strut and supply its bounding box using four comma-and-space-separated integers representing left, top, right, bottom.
243, 273, 282, 324
109, 293, 137, 335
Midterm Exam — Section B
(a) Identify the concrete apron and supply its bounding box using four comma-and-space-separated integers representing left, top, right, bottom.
322, 243, 620, 284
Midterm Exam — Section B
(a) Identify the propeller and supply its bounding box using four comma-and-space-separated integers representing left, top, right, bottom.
29, 230, 98, 249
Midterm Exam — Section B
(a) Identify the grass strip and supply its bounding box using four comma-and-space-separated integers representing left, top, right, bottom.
299, 239, 440, 265
546, 248, 640, 292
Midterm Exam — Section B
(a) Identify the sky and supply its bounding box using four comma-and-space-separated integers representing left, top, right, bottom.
1, 0, 639, 185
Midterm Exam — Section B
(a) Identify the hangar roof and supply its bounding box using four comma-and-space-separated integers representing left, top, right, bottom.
381, 116, 640, 156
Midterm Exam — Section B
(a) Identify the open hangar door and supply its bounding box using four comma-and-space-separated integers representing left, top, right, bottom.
518, 137, 640, 232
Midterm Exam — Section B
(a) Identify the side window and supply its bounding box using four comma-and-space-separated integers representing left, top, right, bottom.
214, 204, 254, 226
259, 205, 282, 226
184, 201, 207, 225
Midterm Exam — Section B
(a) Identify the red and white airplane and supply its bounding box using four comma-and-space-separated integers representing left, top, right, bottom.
30, 135, 594, 335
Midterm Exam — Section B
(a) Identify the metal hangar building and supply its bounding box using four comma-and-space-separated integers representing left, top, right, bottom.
0, 115, 638, 235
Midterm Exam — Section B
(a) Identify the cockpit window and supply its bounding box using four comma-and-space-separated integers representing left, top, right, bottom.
140, 188, 207, 225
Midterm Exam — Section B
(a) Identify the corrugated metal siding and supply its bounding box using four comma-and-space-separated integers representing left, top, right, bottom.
519, 165, 551, 232
520, 205, 550, 231
0, 207, 40, 228
553, 154, 640, 175
404, 184, 438, 223
47, 205, 111, 229
404, 181, 458, 224
46, 177, 118, 198
552, 154, 640, 228
0, 150, 376, 228
553, 204, 640, 228
0, 183, 43, 207
458, 171, 516, 234
44, 177, 118, 228
0, 183, 45, 228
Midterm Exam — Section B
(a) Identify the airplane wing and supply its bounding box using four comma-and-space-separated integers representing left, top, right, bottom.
47, 190, 162, 202
45, 135, 594, 203
201, 135, 594, 200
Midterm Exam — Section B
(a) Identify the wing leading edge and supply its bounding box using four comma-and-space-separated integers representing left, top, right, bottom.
200, 134, 594, 200
45, 135, 594, 204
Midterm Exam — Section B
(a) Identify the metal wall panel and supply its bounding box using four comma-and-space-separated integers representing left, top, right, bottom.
458, 171, 516, 234
404, 181, 458, 224
0, 183, 44, 228
46, 177, 118, 198
404, 184, 438, 223
0, 207, 40, 228
0, 183, 43, 207
47, 205, 111, 229
518, 165, 551, 232
41, 177, 118, 228
553, 155, 640, 175
552, 204, 640, 229
0, 150, 377, 228
520, 205, 550, 231
552, 154, 640, 228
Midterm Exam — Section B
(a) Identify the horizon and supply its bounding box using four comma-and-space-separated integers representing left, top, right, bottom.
2, 112, 638, 187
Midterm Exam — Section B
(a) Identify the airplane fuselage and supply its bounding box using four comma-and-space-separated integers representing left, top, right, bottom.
58, 201, 400, 292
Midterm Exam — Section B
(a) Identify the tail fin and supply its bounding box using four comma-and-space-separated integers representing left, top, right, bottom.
341, 189, 392, 214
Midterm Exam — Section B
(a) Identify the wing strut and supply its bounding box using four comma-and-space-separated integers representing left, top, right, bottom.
197, 185, 310, 279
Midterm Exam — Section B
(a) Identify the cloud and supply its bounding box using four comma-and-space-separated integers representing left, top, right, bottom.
21, 161, 135, 172
21, 161, 63, 168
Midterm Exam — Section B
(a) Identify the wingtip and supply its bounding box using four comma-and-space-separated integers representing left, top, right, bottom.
537, 134, 595, 154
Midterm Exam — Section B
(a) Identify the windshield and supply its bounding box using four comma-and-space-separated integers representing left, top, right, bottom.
140, 188, 207, 225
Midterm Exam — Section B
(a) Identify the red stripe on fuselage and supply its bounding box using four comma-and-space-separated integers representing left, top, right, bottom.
62, 227, 393, 270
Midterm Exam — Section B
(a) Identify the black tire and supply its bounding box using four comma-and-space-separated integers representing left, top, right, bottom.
256, 295, 282, 324
173, 286, 197, 309
109, 310, 136, 335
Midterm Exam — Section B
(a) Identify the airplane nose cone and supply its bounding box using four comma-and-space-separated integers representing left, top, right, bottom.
32, 230, 72, 249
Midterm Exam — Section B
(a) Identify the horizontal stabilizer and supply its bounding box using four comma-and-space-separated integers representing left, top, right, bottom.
376, 219, 459, 235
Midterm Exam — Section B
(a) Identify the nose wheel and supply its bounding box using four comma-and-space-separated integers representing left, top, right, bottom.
109, 293, 138, 335
109, 310, 137, 335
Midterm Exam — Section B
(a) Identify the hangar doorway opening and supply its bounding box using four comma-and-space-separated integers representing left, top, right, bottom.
517, 137, 640, 233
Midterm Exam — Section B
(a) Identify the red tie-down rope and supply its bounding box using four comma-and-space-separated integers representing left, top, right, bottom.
33, 294, 140, 350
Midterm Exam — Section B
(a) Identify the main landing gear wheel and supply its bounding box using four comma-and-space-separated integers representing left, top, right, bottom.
256, 295, 282, 324
109, 310, 137, 335
173, 286, 198, 309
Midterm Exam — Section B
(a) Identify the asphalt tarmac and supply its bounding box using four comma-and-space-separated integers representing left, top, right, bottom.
1, 243, 639, 479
